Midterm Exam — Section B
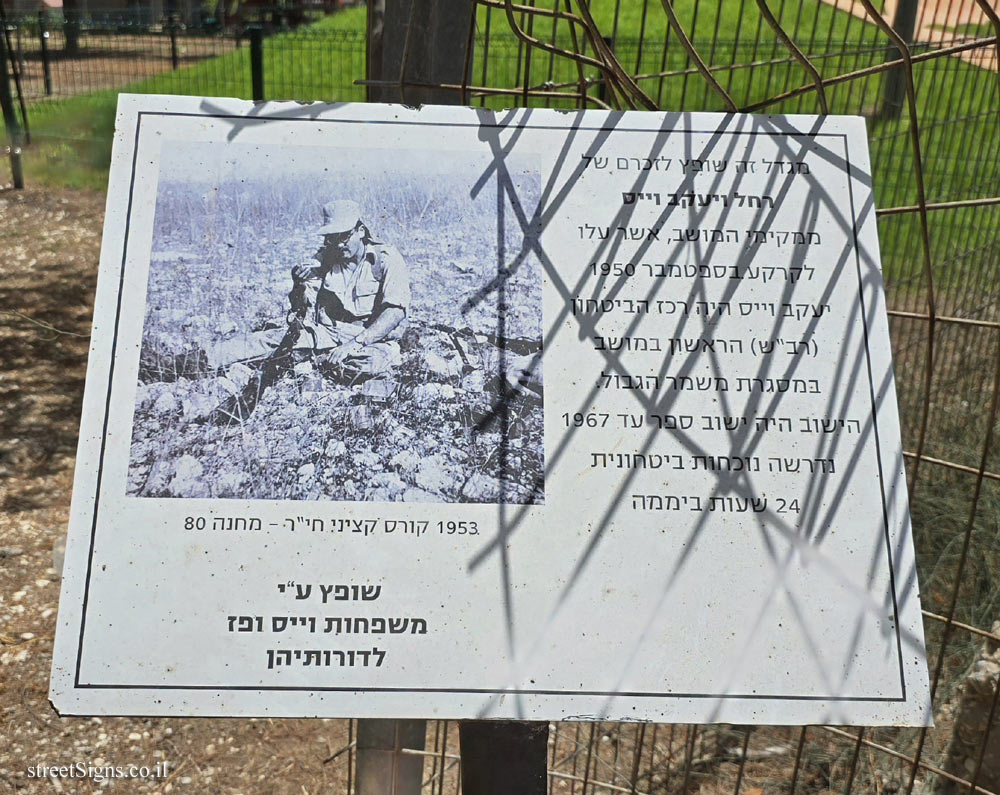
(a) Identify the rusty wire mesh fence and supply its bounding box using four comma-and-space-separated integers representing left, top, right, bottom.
334, 0, 1000, 793
3, 0, 999, 791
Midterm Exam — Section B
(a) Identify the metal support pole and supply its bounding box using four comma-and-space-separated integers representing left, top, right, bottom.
879, 0, 920, 120
38, 10, 51, 95
355, 719, 426, 795
459, 721, 549, 795
365, 0, 383, 103
0, 2, 28, 143
0, 28, 24, 189
10, 27, 28, 144
249, 25, 264, 101
165, 0, 179, 70
364, 2, 548, 787
169, 16, 179, 70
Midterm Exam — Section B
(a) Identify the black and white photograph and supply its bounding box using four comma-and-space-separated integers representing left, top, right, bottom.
126, 141, 545, 503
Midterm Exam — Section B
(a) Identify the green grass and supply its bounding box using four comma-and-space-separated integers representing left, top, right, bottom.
20, 93, 119, 189
471, 0, 879, 112
308, 4, 367, 31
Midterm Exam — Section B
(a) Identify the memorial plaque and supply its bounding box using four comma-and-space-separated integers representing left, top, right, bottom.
51, 95, 931, 724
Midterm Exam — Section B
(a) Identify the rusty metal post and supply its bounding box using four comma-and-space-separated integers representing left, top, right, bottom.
355, 718, 426, 795
596, 35, 613, 105
365, 0, 383, 103
0, 25, 23, 188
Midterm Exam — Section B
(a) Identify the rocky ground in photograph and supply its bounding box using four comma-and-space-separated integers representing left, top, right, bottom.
127, 321, 544, 505
127, 171, 546, 504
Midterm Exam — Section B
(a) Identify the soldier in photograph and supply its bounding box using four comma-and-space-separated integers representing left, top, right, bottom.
207, 199, 410, 424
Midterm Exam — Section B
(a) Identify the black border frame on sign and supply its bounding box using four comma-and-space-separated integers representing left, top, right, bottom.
72, 109, 906, 705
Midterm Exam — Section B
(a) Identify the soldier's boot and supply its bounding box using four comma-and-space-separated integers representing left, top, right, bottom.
207, 354, 288, 426
207, 374, 265, 425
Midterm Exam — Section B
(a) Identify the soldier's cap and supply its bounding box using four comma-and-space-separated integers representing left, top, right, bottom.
318, 200, 362, 236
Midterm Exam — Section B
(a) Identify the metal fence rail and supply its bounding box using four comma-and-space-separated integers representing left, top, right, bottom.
1, 18, 368, 103
2, 0, 999, 792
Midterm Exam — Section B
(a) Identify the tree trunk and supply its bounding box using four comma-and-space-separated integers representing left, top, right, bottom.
366, 0, 475, 106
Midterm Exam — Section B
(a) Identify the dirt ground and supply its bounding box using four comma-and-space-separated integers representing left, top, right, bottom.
0, 186, 358, 794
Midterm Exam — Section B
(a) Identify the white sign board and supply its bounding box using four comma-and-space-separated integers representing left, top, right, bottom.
51, 95, 931, 725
